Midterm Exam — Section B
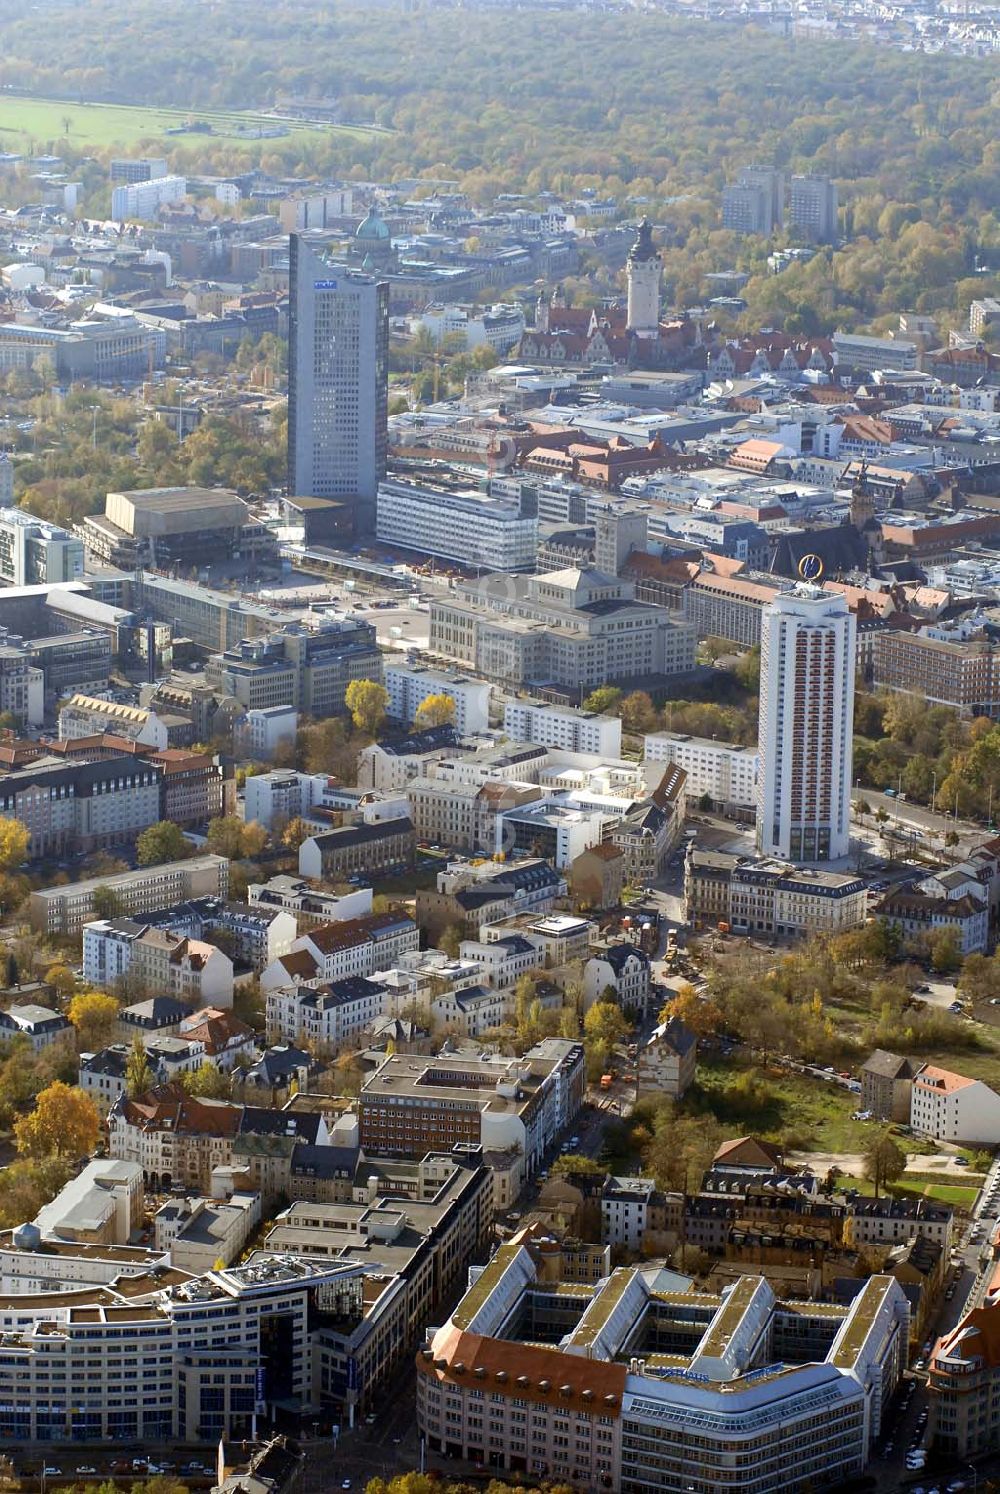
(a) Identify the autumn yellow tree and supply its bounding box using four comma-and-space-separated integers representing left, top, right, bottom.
659, 983, 723, 1039
14, 1081, 101, 1160
344, 679, 389, 737
68, 990, 120, 1051
45, 963, 78, 999
0, 817, 29, 871
281, 816, 311, 850
414, 693, 457, 730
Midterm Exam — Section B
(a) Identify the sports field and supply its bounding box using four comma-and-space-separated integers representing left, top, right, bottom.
0, 93, 378, 154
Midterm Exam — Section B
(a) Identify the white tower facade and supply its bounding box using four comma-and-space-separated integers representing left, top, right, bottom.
626, 218, 661, 338
756, 586, 856, 863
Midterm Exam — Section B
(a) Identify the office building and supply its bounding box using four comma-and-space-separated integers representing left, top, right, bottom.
429, 568, 696, 693
298, 813, 415, 882
278, 187, 353, 232
30, 855, 229, 934
871, 629, 1000, 718
756, 587, 855, 862
384, 662, 491, 735
788, 175, 839, 242
359, 1042, 584, 1176
0, 507, 83, 587
644, 731, 758, 813
287, 234, 388, 533
593, 504, 648, 578
111, 174, 186, 221
0, 752, 161, 860
0, 1249, 366, 1443
137, 572, 296, 653
0, 319, 161, 383
831, 332, 918, 374
417, 1232, 908, 1490
376, 477, 537, 571
683, 571, 781, 648
205, 617, 381, 716
503, 699, 622, 756
268, 1150, 492, 1421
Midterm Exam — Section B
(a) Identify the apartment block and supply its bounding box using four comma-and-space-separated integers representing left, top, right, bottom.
910, 1064, 1000, 1145
248, 875, 373, 931
111, 174, 186, 220
930, 1296, 1000, 1457
384, 662, 492, 735
859, 1050, 915, 1123
685, 850, 867, 936
266, 976, 389, 1051
261, 912, 419, 992
503, 699, 622, 756
82, 918, 234, 1007
644, 730, 758, 812
30, 855, 229, 934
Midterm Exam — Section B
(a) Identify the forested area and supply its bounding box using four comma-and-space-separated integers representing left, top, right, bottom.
1, 1, 999, 331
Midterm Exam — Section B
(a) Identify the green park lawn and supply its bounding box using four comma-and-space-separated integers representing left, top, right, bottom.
0, 93, 375, 154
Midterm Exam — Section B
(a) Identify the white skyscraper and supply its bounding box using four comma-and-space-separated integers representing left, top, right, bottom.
756, 586, 855, 863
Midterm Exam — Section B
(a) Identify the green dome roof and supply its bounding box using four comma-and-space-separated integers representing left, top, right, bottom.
356, 205, 391, 242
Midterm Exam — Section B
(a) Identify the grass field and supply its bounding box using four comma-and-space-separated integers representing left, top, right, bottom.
891, 1179, 981, 1210
0, 93, 377, 154
692, 1058, 875, 1153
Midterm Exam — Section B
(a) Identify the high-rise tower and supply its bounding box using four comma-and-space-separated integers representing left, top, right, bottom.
756, 586, 856, 863
626, 218, 661, 339
287, 234, 389, 535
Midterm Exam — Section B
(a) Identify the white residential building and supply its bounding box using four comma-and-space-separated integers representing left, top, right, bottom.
248, 875, 373, 929
757, 586, 855, 862
266, 976, 389, 1051
82, 919, 234, 1008
459, 934, 542, 989
238, 705, 298, 761
384, 662, 491, 734
601, 1176, 660, 1252
376, 477, 537, 571
111, 175, 186, 221
503, 699, 622, 756
415, 303, 525, 354
645, 730, 758, 811
584, 944, 651, 1012
910, 1065, 1000, 1145
260, 913, 419, 992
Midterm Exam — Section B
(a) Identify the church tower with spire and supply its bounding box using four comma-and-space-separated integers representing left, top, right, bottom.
626, 217, 661, 339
